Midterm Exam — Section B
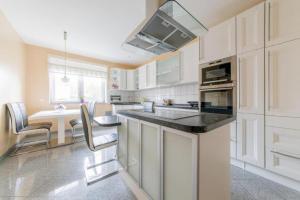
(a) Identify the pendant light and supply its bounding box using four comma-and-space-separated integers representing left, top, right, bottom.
62, 31, 70, 82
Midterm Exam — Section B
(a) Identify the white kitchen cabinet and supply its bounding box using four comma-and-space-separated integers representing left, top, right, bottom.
117, 115, 127, 169
126, 70, 136, 90
180, 41, 199, 83
127, 118, 140, 184
237, 113, 264, 167
138, 65, 147, 90
266, 0, 300, 47
265, 39, 300, 117
110, 68, 125, 90
199, 17, 236, 64
162, 127, 198, 200
157, 53, 181, 86
146, 61, 157, 88
140, 121, 161, 200
230, 121, 237, 159
237, 49, 264, 115
237, 2, 265, 54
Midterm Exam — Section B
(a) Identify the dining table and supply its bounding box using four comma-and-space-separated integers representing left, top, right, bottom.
29, 109, 80, 145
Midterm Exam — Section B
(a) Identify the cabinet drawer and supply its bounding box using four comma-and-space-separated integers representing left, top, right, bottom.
266, 126, 300, 157
266, 149, 300, 181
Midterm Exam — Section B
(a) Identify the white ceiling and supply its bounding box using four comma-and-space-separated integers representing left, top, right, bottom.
0, 0, 263, 65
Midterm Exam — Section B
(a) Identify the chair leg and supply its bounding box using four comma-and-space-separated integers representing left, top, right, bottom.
47, 131, 51, 148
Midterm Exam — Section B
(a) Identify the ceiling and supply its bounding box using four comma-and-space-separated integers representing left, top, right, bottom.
0, 0, 263, 65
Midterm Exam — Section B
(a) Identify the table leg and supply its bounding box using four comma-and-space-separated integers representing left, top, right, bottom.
57, 117, 65, 144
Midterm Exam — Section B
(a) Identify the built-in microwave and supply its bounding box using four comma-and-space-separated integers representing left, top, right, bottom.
200, 56, 237, 86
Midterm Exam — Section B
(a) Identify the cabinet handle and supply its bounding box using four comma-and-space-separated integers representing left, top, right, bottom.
268, 2, 271, 41
271, 150, 300, 160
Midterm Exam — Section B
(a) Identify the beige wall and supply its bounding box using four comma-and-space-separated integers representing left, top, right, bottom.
0, 11, 26, 156
25, 44, 137, 131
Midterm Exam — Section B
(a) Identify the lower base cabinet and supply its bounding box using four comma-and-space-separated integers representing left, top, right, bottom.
162, 127, 198, 200
140, 121, 161, 200
237, 113, 264, 167
117, 116, 127, 168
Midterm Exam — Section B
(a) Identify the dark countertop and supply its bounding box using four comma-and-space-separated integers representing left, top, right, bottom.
155, 104, 199, 110
110, 102, 141, 105
117, 110, 236, 134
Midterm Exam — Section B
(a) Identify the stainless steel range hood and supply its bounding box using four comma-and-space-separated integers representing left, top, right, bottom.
123, 0, 208, 55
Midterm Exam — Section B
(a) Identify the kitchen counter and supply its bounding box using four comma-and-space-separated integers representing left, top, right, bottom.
110, 102, 141, 105
155, 104, 199, 110
117, 109, 235, 134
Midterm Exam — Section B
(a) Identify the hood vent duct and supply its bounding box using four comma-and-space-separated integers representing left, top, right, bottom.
124, 0, 208, 55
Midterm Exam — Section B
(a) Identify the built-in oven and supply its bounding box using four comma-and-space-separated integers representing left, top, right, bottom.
199, 56, 237, 115
200, 56, 236, 86
200, 84, 236, 115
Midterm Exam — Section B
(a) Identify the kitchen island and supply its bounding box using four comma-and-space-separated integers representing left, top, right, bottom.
117, 109, 235, 200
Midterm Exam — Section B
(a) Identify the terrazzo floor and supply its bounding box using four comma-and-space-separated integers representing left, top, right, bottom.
0, 141, 300, 200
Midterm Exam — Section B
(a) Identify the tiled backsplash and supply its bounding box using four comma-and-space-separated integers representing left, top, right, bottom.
108, 90, 136, 102
135, 83, 199, 104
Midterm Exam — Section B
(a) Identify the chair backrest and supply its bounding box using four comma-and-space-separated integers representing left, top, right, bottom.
18, 102, 28, 127
81, 104, 95, 151
6, 103, 24, 133
87, 101, 96, 119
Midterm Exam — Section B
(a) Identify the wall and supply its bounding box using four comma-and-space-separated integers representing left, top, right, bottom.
25, 44, 137, 131
0, 11, 26, 156
135, 83, 199, 104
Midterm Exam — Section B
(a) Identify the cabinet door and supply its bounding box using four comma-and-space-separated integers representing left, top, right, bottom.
163, 127, 198, 200
265, 40, 300, 117
238, 49, 264, 114
237, 2, 265, 54
140, 121, 161, 200
266, 0, 300, 47
110, 68, 121, 90
146, 61, 157, 88
200, 17, 236, 64
126, 70, 136, 90
117, 115, 127, 169
127, 118, 140, 184
138, 65, 147, 90
180, 41, 199, 83
120, 69, 127, 90
237, 113, 264, 167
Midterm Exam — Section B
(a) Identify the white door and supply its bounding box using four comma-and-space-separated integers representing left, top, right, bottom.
126, 70, 136, 90
200, 17, 236, 64
265, 39, 300, 117
140, 121, 161, 200
127, 118, 140, 184
237, 113, 264, 167
266, 0, 300, 47
146, 61, 157, 88
237, 49, 264, 114
180, 41, 199, 83
138, 65, 147, 90
117, 115, 127, 169
237, 2, 265, 54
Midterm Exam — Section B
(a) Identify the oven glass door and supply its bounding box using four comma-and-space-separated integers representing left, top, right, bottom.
200, 88, 233, 114
202, 62, 231, 85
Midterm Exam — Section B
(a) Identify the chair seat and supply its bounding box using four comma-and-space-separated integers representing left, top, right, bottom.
70, 118, 82, 127
93, 133, 118, 150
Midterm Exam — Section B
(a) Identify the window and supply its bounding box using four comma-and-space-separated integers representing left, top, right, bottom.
48, 57, 108, 103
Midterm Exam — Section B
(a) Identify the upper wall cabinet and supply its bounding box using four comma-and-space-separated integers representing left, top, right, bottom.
237, 49, 264, 115
199, 17, 236, 64
126, 70, 137, 91
146, 61, 157, 88
265, 39, 300, 118
157, 53, 181, 86
110, 68, 127, 90
138, 65, 147, 90
266, 0, 300, 47
180, 41, 199, 83
237, 2, 265, 54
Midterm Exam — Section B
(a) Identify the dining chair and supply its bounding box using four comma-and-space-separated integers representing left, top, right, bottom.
80, 104, 120, 184
7, 103, 52, 148
69, 101, 96, 141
